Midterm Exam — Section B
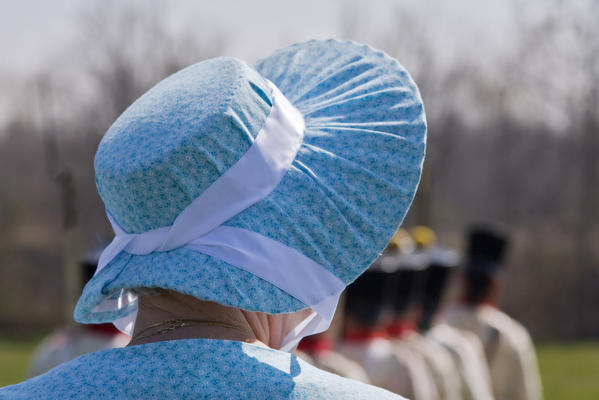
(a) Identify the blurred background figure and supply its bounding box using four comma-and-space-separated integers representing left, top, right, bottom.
336, 264, 418, 398
295, 330, 370, 382
413, 225, 495, 400
446, 227, 543, 400
414, 225, 458, 331
386, 228, 461, 400
27, 242, 129, 377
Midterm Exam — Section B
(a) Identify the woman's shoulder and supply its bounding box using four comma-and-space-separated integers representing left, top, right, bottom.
237, 341, 404, 399
0, 339, 405, 399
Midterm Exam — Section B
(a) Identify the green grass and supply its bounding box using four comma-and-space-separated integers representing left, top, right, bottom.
2, 337, 599, 399
0, 336, 40, 387
537, 342, 599, 400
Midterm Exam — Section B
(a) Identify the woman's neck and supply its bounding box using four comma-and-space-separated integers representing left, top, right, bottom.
128, 291, 266, 347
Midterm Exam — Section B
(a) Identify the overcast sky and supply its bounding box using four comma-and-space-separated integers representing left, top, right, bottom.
0, 0, 522, 125
0, 0, 520, 75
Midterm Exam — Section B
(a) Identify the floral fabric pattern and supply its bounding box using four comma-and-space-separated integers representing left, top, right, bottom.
0, 339, 405, 399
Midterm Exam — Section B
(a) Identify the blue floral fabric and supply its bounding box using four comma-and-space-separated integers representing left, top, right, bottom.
75, 39, 426, 323
0, 339, 404, 399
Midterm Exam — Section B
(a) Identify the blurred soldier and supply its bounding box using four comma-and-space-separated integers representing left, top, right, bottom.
28, 243, 130, 377
429, 325, 495, 400
412, 226, 495, 400
296, 331, 371, 383
446, 227, 543, 400
386, 229, 460, 400
336, 264, 419, 398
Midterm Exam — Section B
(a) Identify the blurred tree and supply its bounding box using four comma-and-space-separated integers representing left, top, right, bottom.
339, 0, 599, 339
509, 0, 599, 337
0, 0, 225, 332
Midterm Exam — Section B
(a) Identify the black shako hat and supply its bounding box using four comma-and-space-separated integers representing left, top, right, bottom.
466, 227, 509, 277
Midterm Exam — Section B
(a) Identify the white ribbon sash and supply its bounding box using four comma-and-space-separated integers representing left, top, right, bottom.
93, 81, 345, 349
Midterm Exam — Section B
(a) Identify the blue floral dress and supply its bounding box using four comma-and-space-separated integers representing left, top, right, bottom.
0, 339, 404, 399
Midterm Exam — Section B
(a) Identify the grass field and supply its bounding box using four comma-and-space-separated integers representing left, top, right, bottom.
537, 342, 599, 400
1, 337, 599, 399
0, 336, 41, 387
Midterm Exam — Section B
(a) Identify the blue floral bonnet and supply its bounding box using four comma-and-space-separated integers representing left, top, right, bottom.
74, 39, 427, 347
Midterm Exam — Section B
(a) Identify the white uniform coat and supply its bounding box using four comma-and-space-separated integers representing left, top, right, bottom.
399, 332, 462, 400
446, 305, 543, 400
337, 337, 436, 399
295, 348, 371, 383
428, 323, 495, 400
